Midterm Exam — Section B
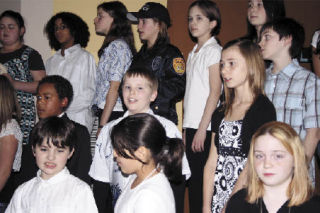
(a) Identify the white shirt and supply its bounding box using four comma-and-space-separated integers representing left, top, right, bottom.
46, 44, 97, 132
115, 172, 175, 213
0, 119, 22, 171
5, 168, 98, 213
183, 37, 222, 130
311, 30, 320, 48
89, 109, 191, 194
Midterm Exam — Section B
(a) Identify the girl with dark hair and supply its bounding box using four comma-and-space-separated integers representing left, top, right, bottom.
0, 75, 22, 212
44, 12, 96, 132
183, 1, 222, 212
111, 113, 184, 213
203, 39, 276, 213
127, 2, 186, 125
0, 10, 46, 145
91, 1, 136, 136
247, 0, 285, 42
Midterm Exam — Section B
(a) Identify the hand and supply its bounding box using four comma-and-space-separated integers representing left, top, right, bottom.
96, 128, 102, 138
191, 128, 206, 152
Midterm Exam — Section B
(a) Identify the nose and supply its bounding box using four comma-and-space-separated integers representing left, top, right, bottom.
258, 39, 264, 48
94, 17, 98, 24
113, 149, 118, 158
263, 155, 273, 168
47, 149, 56, 161
138, 20, 143, 30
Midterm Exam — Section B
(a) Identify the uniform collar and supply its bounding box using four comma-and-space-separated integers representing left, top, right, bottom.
36, 167, 69, 186
58, 44, 81, 57
123, 109, 154, 117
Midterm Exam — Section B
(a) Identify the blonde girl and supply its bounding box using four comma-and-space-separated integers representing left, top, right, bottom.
226, 121, 320, 212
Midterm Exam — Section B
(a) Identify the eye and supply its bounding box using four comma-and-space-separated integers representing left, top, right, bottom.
196, 16, 203, 21
274, 153, 285, 160
188, 17, 193, 23
124, 85, 130, 90
36, 95, 42, 101
229, 61, 236, 67
248, 2, 253, 8
57, 149, 66, 153
254, 153, 264, 159
219, 62, 224, 70
257, 2, 264, 7
40, 147, 47, 152
0, 25, 4, 30
138, 87, 144, 90
44, 95, 50, 100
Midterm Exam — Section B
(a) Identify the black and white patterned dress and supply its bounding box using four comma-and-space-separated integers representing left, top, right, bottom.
211, 119, 247, 213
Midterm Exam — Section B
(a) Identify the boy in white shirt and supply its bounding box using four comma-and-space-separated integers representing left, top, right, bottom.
89, 68, 190, 213
6, 117, 98, 213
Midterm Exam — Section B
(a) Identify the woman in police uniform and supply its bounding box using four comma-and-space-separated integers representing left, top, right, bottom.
127, 2, 186, 125
127, 3, 186, 213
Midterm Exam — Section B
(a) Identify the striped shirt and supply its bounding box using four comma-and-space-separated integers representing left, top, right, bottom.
265, 62, 320, 140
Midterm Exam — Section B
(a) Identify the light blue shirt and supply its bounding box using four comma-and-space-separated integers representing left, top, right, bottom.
92, 39, 132, 111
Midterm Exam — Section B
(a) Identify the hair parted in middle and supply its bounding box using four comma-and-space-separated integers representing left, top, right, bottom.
246, 121, 312, 206
44, 12, 90, 50
188, 0, 221, 42
110, 113, 184, 182
221, 39, 265, 116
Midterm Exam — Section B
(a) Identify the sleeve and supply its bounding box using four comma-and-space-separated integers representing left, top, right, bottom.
304, 75, 320, 129
211, 106, 224, 134
29, 49, 45, 71
0, 120, 22, 142
89, 124, 113, 182
205, 45, 221, 68
133, 189, 171, 213
311, 31, 320, 48
157, 47, 186, 104
75, 184, 99, 213
68, 124, 92, 184
105, 41, 132, 82
252, 97, 277, 133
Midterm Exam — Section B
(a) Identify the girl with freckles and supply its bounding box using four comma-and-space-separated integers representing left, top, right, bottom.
203, 39, 276, 213
226, 121, 320, 213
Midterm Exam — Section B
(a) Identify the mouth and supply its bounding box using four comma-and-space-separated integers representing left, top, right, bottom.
45, 162, 56, 169
223, 78, 231, 82
127, 98, 137, 104
263, 173, 275, 177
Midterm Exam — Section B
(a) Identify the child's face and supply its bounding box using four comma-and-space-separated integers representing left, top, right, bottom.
33, 139, 73, 180
36, 83, 67, 119
113, 149, 142, 175
122, 76, 157, 115
54, 18, 74, 48
188, 5, 215, 41
247, 0, 267, 29
137, 18, 160, 43
94, 8, 114, 35
254, 134, 294, 189
220, 46, 249, 91
259, 28, 288, 61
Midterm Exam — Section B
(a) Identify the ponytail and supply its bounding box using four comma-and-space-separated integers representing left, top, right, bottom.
157, 138, 184, 183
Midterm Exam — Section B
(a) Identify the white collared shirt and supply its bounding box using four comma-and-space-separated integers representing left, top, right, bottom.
183, 37, 222, 130
6, 168, 98, 213
45, 44, 97, 132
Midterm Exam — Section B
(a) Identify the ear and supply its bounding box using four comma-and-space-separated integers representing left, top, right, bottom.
19, 26, 25, 37
68, 148, 75, 159
150, 90, 157, 102
209, 20, 217, 30
60, 97, 68, 109
282, 35, 292, 48
135, 146, 149, 163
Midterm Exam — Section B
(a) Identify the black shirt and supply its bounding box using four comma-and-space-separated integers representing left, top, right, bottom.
226, 189, 320, 213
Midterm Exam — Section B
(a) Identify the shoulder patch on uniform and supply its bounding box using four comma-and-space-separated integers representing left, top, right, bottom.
172, 57, 185, 75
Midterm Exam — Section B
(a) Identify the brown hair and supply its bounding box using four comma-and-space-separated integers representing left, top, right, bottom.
0, 75, 21, 132
222, 39, 265, 116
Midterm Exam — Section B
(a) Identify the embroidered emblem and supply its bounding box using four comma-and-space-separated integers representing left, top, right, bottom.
173, 57, 185, 75
152, 56, 162, 71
